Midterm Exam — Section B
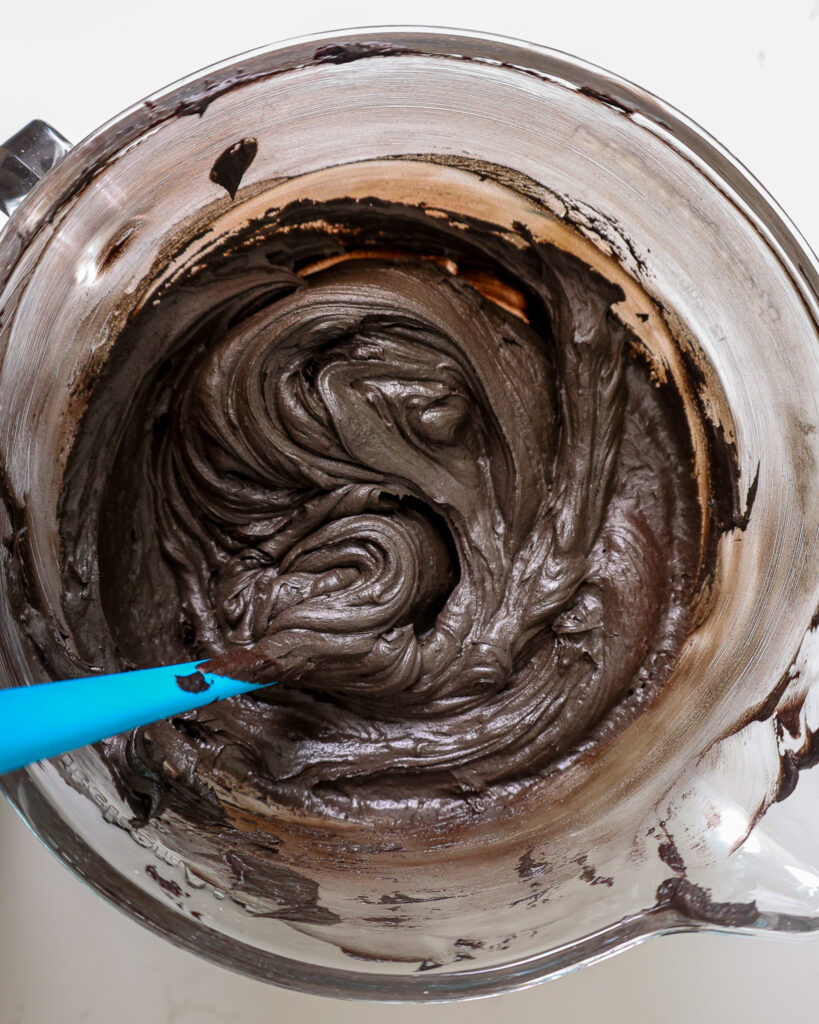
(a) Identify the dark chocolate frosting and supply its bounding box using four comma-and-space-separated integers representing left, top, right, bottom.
58, 197, 701, 827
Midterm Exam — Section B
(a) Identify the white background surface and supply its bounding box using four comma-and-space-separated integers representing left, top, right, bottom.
1, 2, 818, 1020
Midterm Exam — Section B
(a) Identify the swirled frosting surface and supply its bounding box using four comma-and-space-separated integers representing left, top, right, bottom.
60, 197, 701, 826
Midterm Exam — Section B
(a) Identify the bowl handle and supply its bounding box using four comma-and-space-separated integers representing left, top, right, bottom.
0, 120, 71, 217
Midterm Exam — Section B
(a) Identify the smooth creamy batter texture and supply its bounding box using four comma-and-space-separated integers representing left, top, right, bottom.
59, 197, 701, 831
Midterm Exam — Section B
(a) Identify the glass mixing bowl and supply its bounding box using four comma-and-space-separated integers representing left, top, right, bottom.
1, 27, 819, 1001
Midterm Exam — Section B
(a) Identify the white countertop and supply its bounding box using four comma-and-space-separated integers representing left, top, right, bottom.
1, 1, 818, 1020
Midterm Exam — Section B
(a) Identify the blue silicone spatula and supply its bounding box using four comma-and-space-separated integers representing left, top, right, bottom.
0, 661, 275, 774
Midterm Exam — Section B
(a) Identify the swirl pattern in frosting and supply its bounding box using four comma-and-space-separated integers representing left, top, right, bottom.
59, 197, 702, 823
